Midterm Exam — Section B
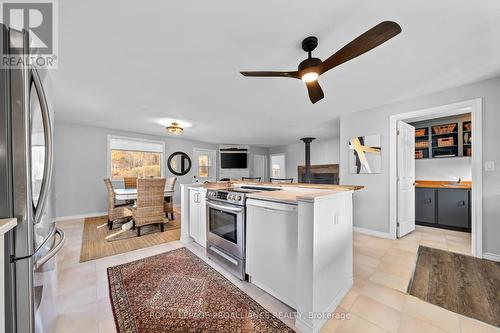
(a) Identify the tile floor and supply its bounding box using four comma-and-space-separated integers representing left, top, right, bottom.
54, 220, 499, 333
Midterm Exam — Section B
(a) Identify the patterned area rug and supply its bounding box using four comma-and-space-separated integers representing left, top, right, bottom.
107, 247, 295, 333
408, 246, 500, 328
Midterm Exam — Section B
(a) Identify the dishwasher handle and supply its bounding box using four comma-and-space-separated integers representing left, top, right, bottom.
246, 199, 297, 213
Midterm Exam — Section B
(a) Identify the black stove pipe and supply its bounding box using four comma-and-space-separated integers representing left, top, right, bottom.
300, 137, 316, 183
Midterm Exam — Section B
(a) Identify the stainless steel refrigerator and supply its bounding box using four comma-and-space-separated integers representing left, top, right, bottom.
1, 24, 65, 333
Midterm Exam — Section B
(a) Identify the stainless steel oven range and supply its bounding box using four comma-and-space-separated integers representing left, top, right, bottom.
206, 186, 281, 280
206, 189, 247, 280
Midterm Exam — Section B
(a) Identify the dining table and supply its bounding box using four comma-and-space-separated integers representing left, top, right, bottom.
111, 188, 175, 232
113, 188, 174, 201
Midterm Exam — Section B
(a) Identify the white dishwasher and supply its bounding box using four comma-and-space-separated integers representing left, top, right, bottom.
246, 199, 298, 309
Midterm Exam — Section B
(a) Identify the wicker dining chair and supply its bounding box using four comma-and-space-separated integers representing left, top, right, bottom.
131, 178, 167, 237
164, 177, 177, 220
103, 178, 133, 230
242, 177, 261, 182
123, 177, 137, 189
270, 177, 294, 183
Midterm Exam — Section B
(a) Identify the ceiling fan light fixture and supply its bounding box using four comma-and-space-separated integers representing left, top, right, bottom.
301, 72, 319, 82
166, 122, 183, 135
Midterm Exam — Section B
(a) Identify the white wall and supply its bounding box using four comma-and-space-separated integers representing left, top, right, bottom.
340, 76, 500, 257
54, 122, 218, 218
269, 137, 340, 182
415, 158, 472, 181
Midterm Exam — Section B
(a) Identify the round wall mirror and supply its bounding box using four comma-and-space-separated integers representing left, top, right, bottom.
167, 152, 192, 176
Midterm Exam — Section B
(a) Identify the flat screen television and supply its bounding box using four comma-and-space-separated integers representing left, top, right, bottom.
221, 153, 247, 169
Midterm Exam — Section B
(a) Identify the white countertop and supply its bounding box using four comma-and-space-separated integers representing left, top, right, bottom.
0, 218, 17, 235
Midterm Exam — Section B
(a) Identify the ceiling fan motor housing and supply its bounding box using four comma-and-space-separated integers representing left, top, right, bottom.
298, 57, 322, 71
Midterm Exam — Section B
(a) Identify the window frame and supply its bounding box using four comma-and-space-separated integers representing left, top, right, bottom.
107, 135, 166, 180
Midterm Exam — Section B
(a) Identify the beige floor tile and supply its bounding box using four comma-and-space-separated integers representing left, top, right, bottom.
55, 303, 99, 333
98, 316, 117, 333
350, 295, 402, 333
97, 281, 111, 301
398, 314, 448, 333
56, 285, 97, 311
459, 315, 500, 333
321, 307, 351, 333
353, 245, 388, 259
339, 289, 360, 310
98, 298, 114, 321
403, 296, 460, 333
375, 261, 414, 280
369, 271, 409, 293
360, 281, 406, 312
336, 312, 390, 333
353, 253, 380, 269
95, 254, 129, 271
353, 262, 377, 280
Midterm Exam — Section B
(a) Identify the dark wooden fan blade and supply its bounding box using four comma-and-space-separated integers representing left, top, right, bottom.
305, 80, 324, 104
240, 71, 300, 79
318, 21, 401, 75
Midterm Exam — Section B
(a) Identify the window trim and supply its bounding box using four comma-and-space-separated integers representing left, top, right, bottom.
107, 135, 166, 180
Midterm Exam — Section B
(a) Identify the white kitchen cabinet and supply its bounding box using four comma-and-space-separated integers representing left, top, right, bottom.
246, 199, 298, 308
189, 188, 207, 247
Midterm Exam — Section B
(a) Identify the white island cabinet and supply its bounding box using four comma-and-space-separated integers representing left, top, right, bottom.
245, 190, 354, 333
246, 199, 298, 308
188, 187, 207, 247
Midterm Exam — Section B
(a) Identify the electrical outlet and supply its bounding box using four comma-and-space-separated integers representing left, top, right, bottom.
485, 161, 495, 171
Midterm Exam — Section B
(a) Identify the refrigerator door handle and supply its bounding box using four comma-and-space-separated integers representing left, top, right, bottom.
34, 228, 65, 269
31, 67, 54, 225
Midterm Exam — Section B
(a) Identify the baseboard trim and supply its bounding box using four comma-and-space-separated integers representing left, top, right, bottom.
353, 226, 394, 239
483, 252, 500, 262
295, 277, 353, 333
55, 212, 107, 222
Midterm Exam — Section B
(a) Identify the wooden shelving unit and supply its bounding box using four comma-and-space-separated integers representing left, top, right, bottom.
411, 116, 471, 160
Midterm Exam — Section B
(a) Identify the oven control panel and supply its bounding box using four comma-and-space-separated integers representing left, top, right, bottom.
207, 190, 243, 204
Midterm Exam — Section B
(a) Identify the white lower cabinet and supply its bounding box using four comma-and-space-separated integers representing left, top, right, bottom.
246, 199, 298, 308
189, 188, 207, 247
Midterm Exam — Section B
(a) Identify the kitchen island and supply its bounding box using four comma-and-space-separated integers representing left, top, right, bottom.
180, 181, 362, 333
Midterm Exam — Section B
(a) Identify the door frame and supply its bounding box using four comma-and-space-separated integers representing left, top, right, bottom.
253, 154, 267, 181
389, 98, 483, 258
193, 148, 217, 182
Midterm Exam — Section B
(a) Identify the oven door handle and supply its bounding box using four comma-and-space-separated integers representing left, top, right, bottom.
207, 201, 243, 213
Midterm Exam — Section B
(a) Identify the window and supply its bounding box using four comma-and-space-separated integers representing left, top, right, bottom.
198, 154, 210, 178
270, 154, 286, 178
108, 136, 165, 179
272, 164, 281, 177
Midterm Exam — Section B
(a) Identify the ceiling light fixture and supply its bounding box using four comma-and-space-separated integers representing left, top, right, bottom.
301, 72, 319, 82
166, 122, 183, 135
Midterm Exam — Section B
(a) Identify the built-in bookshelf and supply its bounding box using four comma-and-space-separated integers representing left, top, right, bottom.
411, 115, 471, 160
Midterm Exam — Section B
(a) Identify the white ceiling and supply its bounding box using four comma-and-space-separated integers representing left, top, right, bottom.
53, 0, 500, 146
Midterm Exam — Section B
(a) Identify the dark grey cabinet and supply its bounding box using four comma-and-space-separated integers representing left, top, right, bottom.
415, 187, 470, 231
415, 188, 436, 224
437, 189, 469, 229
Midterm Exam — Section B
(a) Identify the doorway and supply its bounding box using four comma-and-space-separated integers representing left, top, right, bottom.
389, 99, 482, 257
270, 154, 286, 178
253, 154, 266, 181
193, 148, 217, 182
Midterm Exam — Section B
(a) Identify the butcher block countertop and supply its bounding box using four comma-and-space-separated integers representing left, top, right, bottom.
246, 189, 351, 204
199, 180, 364, 191
415, 180, 472, 189
0, 218, 17, 235
192, 181, 363, 204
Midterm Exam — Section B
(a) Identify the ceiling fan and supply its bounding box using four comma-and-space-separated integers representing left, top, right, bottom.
240, 21, 402, 104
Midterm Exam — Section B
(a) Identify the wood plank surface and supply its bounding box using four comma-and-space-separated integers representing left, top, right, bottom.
408, 246, 500, 328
